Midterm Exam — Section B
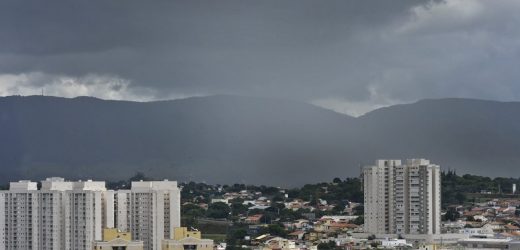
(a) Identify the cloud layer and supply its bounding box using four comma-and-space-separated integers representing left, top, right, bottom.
1, 0, 520, 115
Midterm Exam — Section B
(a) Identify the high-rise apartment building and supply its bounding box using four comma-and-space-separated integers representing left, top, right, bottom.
0, 178, 106, 250
111, 181, 181, 250
363, 159, 441, 235
0, 181, 39, 250
0, 178, 181, 250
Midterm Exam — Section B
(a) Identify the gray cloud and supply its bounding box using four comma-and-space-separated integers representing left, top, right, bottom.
1, 0, 519, 115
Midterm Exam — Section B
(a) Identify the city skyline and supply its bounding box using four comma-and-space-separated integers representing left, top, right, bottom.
0, 177, 181, 250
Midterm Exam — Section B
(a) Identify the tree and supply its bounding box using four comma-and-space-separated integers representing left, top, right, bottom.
353, 205, 364, 215
317, 241, 337, 250
455, 192, 466, 204
182, 203, 206, 217
230, 203, 249, 216
227, 228, 248, 244
207, 202, 231, 219
352, 216, 364, 225
444, 209, 460, 221
331, 201, 346, 215
129, 172, 149, 182
268, 224, 287, 237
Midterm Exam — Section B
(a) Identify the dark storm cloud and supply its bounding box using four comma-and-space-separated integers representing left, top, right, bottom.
1, 0, 520, 115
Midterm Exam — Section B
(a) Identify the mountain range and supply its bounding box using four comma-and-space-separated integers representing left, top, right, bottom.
1, 95, 519, 186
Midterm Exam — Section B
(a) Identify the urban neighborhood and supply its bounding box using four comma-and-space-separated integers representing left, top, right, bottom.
3, 159, 520, 250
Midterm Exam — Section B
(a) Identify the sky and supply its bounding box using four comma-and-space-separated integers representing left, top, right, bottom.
1, 0, 520, 116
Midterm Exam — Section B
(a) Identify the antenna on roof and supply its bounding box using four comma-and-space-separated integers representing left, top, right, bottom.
41, 88, 44, 96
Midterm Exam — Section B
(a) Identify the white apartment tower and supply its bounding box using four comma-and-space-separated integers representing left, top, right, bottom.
0, 181, 39, 250
0, 178, 181, 250
63, 180, 106, 250
0, 178, 106, 250
363, 159, 441, 235
111, 181, 181, 250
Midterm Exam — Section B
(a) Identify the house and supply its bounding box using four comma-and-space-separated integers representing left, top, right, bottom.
381, 239, 413, 249
245, 214, 264, 224
93, 228, 143, 250
314, 217, 359, 233
484, 221, 506, 232
319, 216, 358, 223
504, 224, 520, 233
249, 205, 271, 211
211, 198, 230, 204
457, 238, 511, 249
261, 237, 298, 250
287, 231, 306, 241
293, 219, 310, 229
459, 225, 494, 236
248, 224, 268, 235
305, 231, 328, 241
162, 227, 214, 250
162, 237, 214, 250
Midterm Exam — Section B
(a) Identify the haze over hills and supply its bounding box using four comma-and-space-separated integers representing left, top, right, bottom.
1, 95, 520, 186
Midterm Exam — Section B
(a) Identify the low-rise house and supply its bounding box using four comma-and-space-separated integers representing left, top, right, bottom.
215, 243, 227, 250
93, 228, 144, 250
381, 239, 413, 249
443, 220, 466, 233
198, 203, 209, 210
293, 219, 310, 230
260, 237, 298, 250
211, 198, 230, 204
504, 224, 520, 233
162, 227, 214, 250
474, 215, 489, 222
459, 225, 494, 236
305, 231, 328, 242
319, 216, 358, 223
248, 224, 268, 235
287, 231, 306, 241
246, 214, 264, 224
285, 200, 305, 211
486, 221, 507, 232
314, 218, 359, 233
249, 205, 271, 211
457, 238, 512, 249
162, 237, 214, 250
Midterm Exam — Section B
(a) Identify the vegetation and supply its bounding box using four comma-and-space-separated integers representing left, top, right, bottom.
441, 170, 520, 207
287, 177, 363, 203
207, 202, 231, 219
317, 241, 341, 250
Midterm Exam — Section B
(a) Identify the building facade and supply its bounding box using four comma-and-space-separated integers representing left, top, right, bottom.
0, 181, 39, 249
162, 227, 213, 250
93, 228, 144, 250
111, 181, 181, 250
0, 178, 181, 250
363, 159, 441, 235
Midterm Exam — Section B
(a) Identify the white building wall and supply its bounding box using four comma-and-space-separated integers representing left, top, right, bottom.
363, 159, 441, 235
119, 180, 181, 250
170, 189, 181, 229
0, 193, 5, 250
114, 191, 130, 231
38, 191, 65, 249
0, 181, 39, 250
103, 190, 115, 229
1, 178, 180, 250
